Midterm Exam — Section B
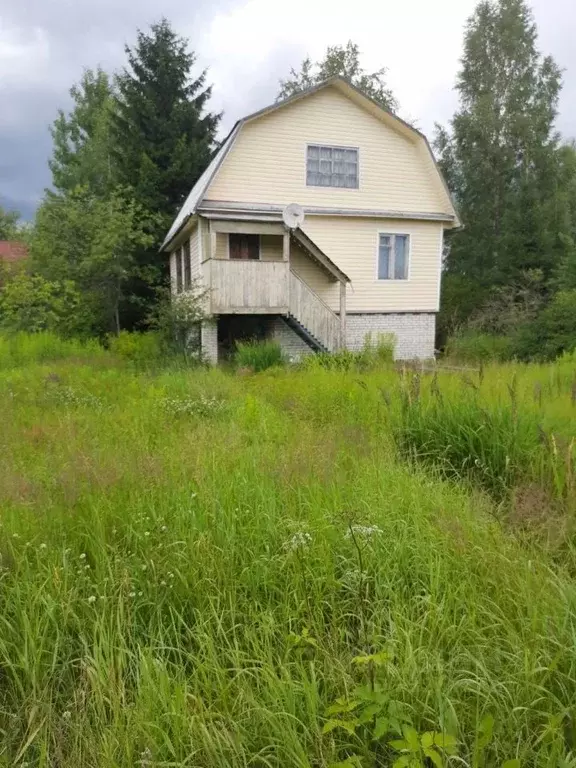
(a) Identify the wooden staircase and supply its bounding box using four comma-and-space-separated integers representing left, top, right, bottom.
286, 271, 341, 352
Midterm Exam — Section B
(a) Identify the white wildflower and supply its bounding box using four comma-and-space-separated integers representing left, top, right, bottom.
62, 710, 71, 720
79, 553, 86, 560
87, 595, 96, 604
39, 542, 47, 550
144, 531, 150, 537
345, 525, 384, 540
160, 525, 167, 533
139, 747, 153, 766
160, 580, 167, 586
141, 564, 147, 571
129, 591, 136, 598
12, 533, 19, 539
283, 531, 313, 552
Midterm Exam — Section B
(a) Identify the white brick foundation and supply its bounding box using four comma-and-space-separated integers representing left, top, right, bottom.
270, 317, 314, 361
201, 320, 219, 365
345, 313, 435, 360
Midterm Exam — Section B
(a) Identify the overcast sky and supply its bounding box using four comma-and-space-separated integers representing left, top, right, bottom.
1, 0, 575, 220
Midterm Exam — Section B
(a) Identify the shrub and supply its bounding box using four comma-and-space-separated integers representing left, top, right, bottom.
235, 340, 284, 372
445, 331, 512, 362
0, 272, 84, 336
108, 331, 164, 367
512, 290, 576, 361
148, 285, 206, 362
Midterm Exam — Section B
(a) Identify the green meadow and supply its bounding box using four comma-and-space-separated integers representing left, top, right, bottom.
1, 334, 576, 767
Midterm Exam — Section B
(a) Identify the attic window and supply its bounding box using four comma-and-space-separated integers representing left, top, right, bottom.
307, 145, 359, 189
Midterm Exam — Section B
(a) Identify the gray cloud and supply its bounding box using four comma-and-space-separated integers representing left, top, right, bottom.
1, 0, 575, 221
0, 0, 237, 217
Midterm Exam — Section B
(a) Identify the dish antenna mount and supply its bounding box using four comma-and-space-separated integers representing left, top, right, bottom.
282, 203, 305, 229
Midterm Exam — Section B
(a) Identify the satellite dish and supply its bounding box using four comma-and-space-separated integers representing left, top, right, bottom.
282, 203, 305, 229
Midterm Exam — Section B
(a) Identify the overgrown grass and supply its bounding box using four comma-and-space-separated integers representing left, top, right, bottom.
235, 338, 284, 371
0, 331, 105, 368
445, 330, 513, 362
1, 337, 576, 766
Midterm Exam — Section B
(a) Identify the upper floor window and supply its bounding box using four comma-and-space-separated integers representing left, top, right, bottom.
378, 234, 410, 280
306, 145, 359, 189
229, 233, 260, 260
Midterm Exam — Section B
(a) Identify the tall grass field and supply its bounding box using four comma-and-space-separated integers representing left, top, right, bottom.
1, 334, 576, 767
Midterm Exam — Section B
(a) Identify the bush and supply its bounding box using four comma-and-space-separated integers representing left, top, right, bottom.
148, 286, 206, 361
0, 272, 84, 336
235, 340, 284, 372
445, 331, 512, 362
108, 331, 164, 367
512, 290, 576, 361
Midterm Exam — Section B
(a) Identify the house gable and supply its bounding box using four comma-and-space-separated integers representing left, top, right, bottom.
204, 84, 455, 219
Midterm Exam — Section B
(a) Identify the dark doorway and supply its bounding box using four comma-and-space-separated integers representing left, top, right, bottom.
218, 315, 273, 360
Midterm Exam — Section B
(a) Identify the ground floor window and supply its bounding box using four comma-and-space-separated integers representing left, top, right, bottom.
378, 233, 410, 280
229, 233, 260, 260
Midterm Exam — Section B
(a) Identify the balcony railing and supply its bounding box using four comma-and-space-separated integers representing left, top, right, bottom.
209, 259, 289, 314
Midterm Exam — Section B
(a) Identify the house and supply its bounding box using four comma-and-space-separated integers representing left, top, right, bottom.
161, 77, 459, 363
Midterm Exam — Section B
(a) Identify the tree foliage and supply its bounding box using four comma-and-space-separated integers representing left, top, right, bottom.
278, 41, 399, 113
32, 188, 157, 335
0, 272, 82, 335
49, 69, 116, 197
113, 18, 220, 227
0, 206, 24, 241
28, 18, 219, 335
436, 0, 568, 333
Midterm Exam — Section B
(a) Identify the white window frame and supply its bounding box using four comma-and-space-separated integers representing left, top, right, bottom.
306, 143, 360, 189
227, 232, 261, 260
376, 233, 411, 281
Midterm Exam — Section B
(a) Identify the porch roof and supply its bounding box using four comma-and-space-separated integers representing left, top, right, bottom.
290, 227, 350, 284
204, 212, 350, 284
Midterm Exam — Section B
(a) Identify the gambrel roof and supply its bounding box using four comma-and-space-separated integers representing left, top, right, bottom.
161, 76, 458, 250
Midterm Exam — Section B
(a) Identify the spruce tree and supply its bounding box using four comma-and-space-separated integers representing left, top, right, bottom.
113, 18, 220, 230
436, 0, 565, 326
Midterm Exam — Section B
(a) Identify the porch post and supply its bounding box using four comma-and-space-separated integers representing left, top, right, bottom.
201, 319, 219, 365
209, 220, 217, 260
339, 281, 347, 349
282, 231, 290, 261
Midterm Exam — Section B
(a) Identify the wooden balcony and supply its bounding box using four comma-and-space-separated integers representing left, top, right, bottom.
203, 218, 350, 351
209, 259, 289, 314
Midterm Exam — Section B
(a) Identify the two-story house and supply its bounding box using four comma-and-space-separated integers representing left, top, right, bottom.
161, 76, 459, 363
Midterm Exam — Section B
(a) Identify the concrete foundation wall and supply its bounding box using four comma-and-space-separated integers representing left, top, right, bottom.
345, 313, 435, 360
269, 317, 314, 361
201, 313, 436, 364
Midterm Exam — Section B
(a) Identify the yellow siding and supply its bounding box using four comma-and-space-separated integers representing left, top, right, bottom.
290, 243, 337, 306
303, 217, 443, 313
206, 86, 448, 214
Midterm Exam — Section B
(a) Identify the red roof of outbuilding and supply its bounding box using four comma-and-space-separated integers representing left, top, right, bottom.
0, 241, 28, 262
